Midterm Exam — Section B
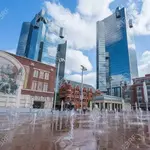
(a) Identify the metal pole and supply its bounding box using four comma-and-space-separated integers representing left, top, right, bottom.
120, 81, 123, 99
110, 77, 112, 111
120, 82, 124, 111
110, 77, 113, 96
81, 69, 83, 114
54, 61, 60, 111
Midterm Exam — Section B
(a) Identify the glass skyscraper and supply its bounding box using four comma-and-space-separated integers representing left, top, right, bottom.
96, 7, 138, 92
56, 41, 67, 81
16, 10, 67, 82
16, 22, 31, 56
16, 10, 57, 67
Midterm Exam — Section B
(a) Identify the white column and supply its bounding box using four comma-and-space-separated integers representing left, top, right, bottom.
110, 103, 112, 111
99, 102, 101, 109
116, 104, 118, 111
103, 102, 105, 110
101, 103, 103, 110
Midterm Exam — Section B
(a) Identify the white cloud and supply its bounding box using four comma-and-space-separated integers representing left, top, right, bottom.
65, 49, 93, 74
77, 0, 113, 19
127, 0, 150, 35
42, 0, 150, 80
43, 0, 113, 50
128, 43, 136, 50
47, 46, 57, 57
44, 2, 95, 50
42, 0, 114, 76
46, 33, 58, 43
138, 51, 150, 77
44, 0, 150, 50
67, 72, 96, 87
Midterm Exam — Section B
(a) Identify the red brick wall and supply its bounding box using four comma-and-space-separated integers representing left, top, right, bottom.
9, 53, 56, 97
59, 83, 100, 109
131, 75, 150, 106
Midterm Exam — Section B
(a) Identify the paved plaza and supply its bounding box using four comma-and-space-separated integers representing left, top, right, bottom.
0, 110, 150, 150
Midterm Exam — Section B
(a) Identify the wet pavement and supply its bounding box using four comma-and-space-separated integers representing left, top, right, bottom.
1, 111, 150, 150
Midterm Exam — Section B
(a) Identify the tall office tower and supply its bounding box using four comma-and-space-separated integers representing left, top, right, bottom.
96, 21, 107, 92
56, 41, 67, 81
96, 7, 138, 92
16, 10, 47, 60
16, 22, 31, 56
16, 10, 57, 66
27, 10, 47, 61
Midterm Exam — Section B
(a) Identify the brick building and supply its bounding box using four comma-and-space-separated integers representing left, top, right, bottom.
0, 51, 56, 108
130, 74, 150, 110
59, 80, 101, 109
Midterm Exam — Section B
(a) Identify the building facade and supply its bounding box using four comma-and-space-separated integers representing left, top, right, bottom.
93, 95, 123, 111
130, 74, 150, 110
0, 51, 55, 108
56, 41, 67, 82
59, 80, 101, 109
96, 7, 138, 92
16, 22, 31, 56
16, 10, 67, 83
16, 10, 58, 67
17, 10, 46, 60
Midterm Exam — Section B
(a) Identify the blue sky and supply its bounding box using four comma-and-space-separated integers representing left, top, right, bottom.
0, 0, 150, 86
0, 0, 78, 49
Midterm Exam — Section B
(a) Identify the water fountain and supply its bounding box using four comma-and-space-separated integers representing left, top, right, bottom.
6, 107, 19, 130
33, 111, 37, 125
61, 100, 64, 112
135, 102, 138, 112
2, 94, 150, 150
114, 108, 119, 120
69, 109, 75, 139
54, 109, 75, 149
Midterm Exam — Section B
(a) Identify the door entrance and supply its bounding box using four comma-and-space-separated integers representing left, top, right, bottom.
33, 101, 45, 109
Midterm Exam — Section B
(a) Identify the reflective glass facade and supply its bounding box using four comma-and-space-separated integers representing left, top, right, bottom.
27, 14, 46, 61
96, 7, 138, 91
16, 22, 31, 56
96, 21, 107, 91
56, 41, 67, 81
16, 10, 57, 67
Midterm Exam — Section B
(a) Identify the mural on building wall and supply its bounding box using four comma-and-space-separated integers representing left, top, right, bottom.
0, 57, 21, 95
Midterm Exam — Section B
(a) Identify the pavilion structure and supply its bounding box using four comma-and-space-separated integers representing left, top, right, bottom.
92, 95, 124, 111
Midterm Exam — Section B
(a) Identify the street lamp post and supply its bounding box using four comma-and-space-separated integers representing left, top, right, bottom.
109, 76, 113, 111
120, 81, 123, 98
80, 65, 87, 114
54, 58, 65, 111
120, 81, 124, 111
109, 76, 113, 96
